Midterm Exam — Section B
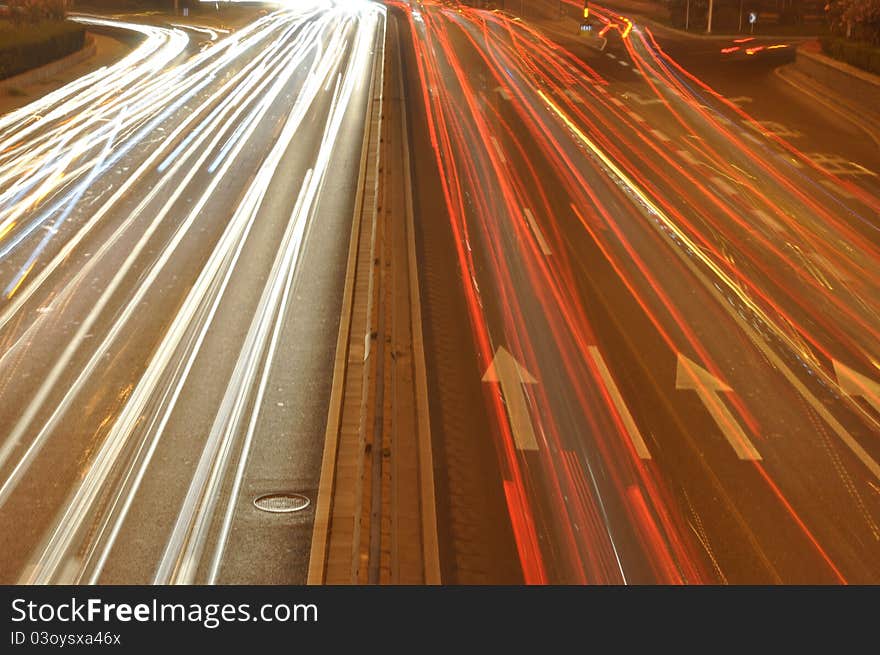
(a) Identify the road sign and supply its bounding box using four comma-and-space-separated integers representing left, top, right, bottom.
748, 11, 757, 23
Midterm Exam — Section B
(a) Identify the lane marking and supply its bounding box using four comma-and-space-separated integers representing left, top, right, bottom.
677, 149, 700, 165
834, 360, 880, 414
819, 178, 856, 199
523, 207, 552, 256
491, 136, 507, 164
676, 354, 762, 461
752, 208, 783, 233
494, 85, 512, 101
539, 90, 880, 480
589, 346, 651, 459
740, 130, 762, 145
564, 89, 586, 104
747, 119, 802, 138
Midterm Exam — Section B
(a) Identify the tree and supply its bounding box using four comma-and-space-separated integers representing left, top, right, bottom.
845, 0, 880, 42
829, 0, 880, 41
6, 0, 67, 23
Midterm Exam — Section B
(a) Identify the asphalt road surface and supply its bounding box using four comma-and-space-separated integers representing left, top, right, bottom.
396, 0, 880, 583
0, 4, 384, 584
2, 0, 879, 586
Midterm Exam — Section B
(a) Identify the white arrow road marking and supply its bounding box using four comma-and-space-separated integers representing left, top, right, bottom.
676, 354, 762, 460
483, 347, 539, 451
834, 360, 880, 413
747, 120, 802, 138
539, 93, 878, 477
589, 347, 651, 459
650, 129, 671, 143
523, 208, 552, 256
740, 131, 763, 146
494, 85, 512, 101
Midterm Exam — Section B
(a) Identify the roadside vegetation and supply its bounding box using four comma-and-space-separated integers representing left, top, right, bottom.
823, 0, 880, 74
0, 0, 85, 81
820, 34, 880, 73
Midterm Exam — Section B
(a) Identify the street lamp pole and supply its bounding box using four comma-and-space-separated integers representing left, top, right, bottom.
707, 0, 714, 33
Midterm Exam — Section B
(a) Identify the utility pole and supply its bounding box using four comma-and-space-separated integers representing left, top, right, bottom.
685, 0, 690, 30
738, 0, 744, 31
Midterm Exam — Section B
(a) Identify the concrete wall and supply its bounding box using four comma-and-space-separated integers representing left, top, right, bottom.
0, 35, 96, 91
794, 46, 880, 113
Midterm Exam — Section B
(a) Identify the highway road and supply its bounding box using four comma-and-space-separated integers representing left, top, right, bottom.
3, 0, 879, 587
649, 26, 880, 174
395, 0, 880, 583
0, 3, 385, 584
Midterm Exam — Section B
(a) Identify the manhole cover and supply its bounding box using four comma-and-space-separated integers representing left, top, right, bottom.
253, 492, 310, 513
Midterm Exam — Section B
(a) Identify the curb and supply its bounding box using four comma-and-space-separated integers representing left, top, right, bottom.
774, 64, 880, 149
796, 43, 880, 89
307, 16, 386, 585
781, 41, 880, 146
396, 22, 441, 585
0, 35, 97, 92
